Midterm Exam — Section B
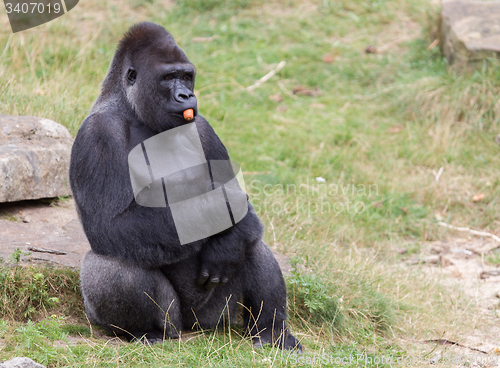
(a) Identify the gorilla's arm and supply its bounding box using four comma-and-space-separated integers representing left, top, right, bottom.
194, 117, 265, 289
70, 113, 204, 268
196, 206, 263, 289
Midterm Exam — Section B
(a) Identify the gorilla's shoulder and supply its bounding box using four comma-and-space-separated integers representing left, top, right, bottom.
194, 114, 210, 130
77, 111, 128, 145
194, 116, 229, 160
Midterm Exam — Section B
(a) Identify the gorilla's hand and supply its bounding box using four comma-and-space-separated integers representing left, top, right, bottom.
197, 234, 245, 290
197, 203, 262, 290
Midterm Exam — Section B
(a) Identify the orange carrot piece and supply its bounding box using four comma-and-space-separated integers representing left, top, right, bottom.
183, 109, 194, 121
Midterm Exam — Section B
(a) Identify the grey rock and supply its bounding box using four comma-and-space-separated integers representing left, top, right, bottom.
0, 357, 46, 368
0, 115, 73, 203
271, 250, 293, 276
440, 0, 500, 70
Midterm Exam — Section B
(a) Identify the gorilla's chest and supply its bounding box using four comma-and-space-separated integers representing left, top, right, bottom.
128, 122, 248, 245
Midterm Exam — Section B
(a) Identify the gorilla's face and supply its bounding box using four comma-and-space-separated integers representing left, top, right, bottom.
126, 58, 198, 132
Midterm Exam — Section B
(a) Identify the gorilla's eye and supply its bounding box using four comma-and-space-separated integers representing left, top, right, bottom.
165, 76, 173, 81
183, 75, 192, 82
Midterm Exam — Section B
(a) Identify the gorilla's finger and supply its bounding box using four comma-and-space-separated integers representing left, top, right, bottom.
205, 276, 220, 290
197, 270, 210, 285
221, 276, 229, 284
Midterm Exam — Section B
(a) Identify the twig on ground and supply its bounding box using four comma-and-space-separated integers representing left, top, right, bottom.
192, 35, 217, 43
247, 61, 286, 92
28, 246, 66, 255
427, 39, 439, 50
376, 36, 414, 53
432, 167, 444, 182
242, 171, 270, 175
423, 339, 488, 354
277, 81, 298, 100
437, 222, 500, 243
437, 222, 500, 251
480, 270, 500, 279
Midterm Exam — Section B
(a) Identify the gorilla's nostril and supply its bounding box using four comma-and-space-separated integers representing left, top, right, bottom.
175, 91, 195, 103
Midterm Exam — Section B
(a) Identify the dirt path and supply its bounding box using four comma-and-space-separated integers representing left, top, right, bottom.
0, 199, 89, 267
406, 237, 500, 364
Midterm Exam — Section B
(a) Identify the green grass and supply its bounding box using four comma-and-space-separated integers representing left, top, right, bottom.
0, 316, 402, 368
1, 0, 499, 365
486, 248, 500, 265
0, 250, 82, 321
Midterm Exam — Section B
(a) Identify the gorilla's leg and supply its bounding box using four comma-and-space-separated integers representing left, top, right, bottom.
162, 257, 242, 331
184, 282, 242, 331
241, 242, 302, 352
161, 242, 301, 351
81, 251, 182, 343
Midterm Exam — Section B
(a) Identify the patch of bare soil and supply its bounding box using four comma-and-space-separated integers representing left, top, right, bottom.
406, 237, 500, 365
0, 198, 90, 267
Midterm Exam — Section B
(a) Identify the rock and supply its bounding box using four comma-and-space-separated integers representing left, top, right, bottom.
0, 115, 73, 203
440, 0, 500, 70
0, 357, 46, 368
271, 250, 293, 276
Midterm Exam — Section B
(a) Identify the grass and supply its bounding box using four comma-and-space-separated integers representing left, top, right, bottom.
0, 249, 82, 321
1, 0, 500, 366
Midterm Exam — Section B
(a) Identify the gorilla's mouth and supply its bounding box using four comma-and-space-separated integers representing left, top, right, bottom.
172, 108, 197, 119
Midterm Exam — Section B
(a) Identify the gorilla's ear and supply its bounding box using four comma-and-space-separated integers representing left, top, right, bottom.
127, 67, 137, 85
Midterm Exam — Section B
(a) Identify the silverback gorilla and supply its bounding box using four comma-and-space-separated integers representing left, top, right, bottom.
69, 22, 301, 351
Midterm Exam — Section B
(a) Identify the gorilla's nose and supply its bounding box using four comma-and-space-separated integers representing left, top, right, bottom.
174, 89, 195, 103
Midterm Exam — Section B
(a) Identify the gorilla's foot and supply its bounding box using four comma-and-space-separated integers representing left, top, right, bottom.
129, 330, 180, 345
252, 326, 303, 353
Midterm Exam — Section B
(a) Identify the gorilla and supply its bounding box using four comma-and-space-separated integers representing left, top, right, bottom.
69, 22, 301, 351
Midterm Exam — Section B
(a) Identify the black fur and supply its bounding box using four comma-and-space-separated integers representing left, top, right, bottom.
70, 22, 301, 351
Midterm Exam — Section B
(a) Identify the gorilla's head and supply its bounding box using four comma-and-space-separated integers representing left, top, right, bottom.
104, 22, 198, 132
